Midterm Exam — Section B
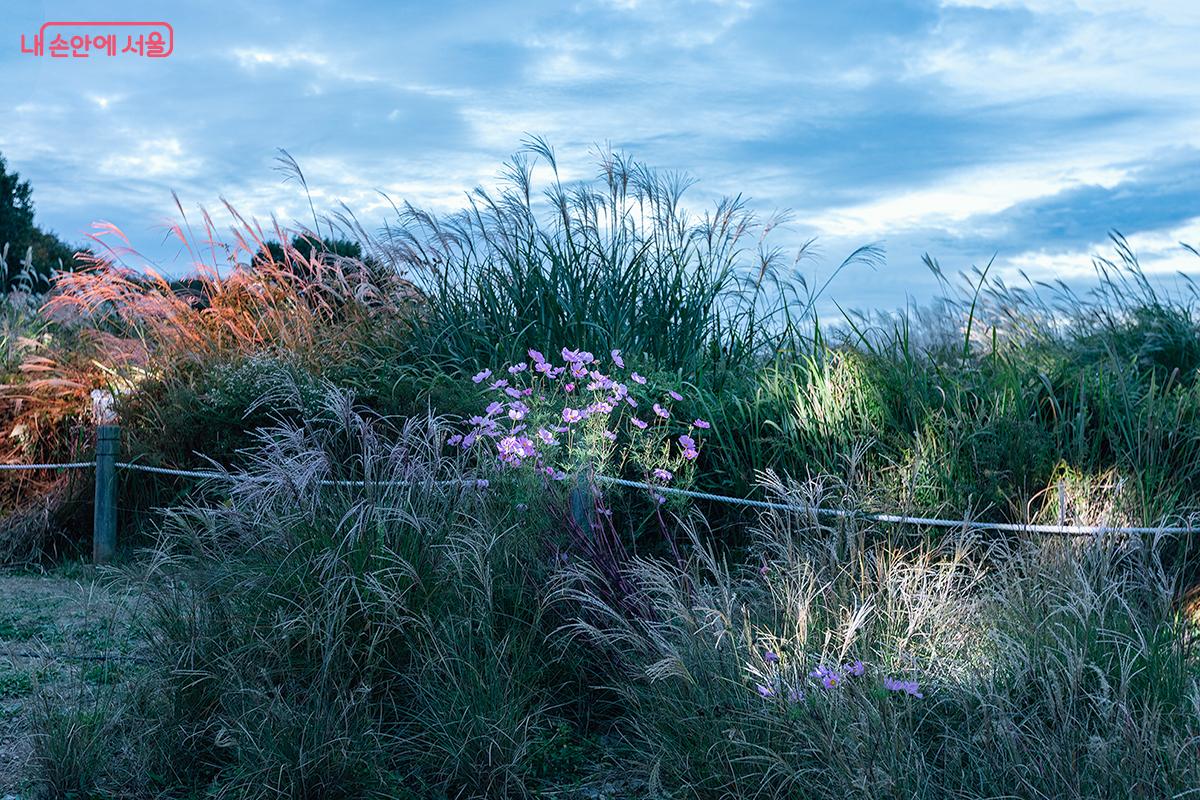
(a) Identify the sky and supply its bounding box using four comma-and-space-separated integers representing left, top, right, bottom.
2, 0, 1200, 313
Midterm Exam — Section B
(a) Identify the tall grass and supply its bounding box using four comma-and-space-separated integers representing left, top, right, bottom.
39, 388, 585, 798
377, 137, 879, 378
556, 472, 1200, 798
31, 394, 1200, 797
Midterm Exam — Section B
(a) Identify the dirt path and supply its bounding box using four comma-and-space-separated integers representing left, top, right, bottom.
0, 564, 140, 797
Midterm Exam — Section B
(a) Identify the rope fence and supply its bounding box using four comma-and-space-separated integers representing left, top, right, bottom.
0, 461, 95, 471
5, 424, 1200, 561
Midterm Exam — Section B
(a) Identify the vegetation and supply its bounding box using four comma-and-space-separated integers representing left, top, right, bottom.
2, 141, 1199, 796
0, 154, 81, 293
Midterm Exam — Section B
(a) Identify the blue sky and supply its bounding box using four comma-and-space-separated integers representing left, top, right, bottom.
3, 0, 1199, 312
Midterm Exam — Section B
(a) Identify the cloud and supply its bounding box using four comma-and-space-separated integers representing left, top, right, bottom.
0, 0, 1196, 309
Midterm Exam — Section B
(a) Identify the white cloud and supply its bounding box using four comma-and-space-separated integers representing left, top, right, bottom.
811, 160, 1129, 239
1001, 216, 1200, 282
99, 138, 202, 179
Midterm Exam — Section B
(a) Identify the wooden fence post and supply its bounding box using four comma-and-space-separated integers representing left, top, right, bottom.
569, 471, 594, 534
93, 424, 119, 563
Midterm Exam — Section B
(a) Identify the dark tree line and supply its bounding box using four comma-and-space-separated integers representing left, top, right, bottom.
0, 153, 83, 292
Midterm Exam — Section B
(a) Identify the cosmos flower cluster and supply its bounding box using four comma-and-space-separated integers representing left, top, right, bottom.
451, 348, 712, 488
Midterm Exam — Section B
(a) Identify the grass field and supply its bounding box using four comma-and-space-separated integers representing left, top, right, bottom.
2, 144, 1199, 797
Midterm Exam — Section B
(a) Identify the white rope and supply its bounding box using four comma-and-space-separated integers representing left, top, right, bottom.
115, 462, 485, 489
11, 459, 1196, 538
593, 476, 1199, 537
115, 462, 228, 480
0, 461, 95, 471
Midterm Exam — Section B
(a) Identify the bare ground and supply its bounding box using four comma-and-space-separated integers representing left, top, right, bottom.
0, 564, 140, 797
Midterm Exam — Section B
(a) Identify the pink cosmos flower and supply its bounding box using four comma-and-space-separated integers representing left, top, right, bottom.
508, 362, 527, 374
562, 407, 583, 424
692, 418, 710, 429
497, 435, 536, 465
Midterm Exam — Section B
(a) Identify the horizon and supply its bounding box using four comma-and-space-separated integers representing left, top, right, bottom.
3, 0, 1200, 314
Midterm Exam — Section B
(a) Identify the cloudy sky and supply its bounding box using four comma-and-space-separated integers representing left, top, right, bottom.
3, 0, 1199, 311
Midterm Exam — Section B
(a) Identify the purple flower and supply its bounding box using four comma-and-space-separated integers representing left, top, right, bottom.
474, 478, 490, 489
561, 347, 582, 362
535, 361, 555, 375
844, 660, 865, 677
472, 369, 492, 384
755, 684, 774, 698
611, 349, 625, 368
504, 386, 523, 399
668, 390, 683, 401
497, 435, 536, 465
653, 403, 670, 419
883, 678, 924, 698
570, 363, 588, 378
625, 396, 638, 408
448, 434, 463, 446
787, 688, 805, 703
692, 418, 710, 429
810, 665, 842, 689
508, 362, 528, 374
601, 430, 618, 442
489, 379, 509, 390
507, 401, 530, 421
562, 407, 583, 424
537, 428, 556, 445
682, 447, 699, 461
631, 418, 648, 430
631, 372, 647, 385
461, 431, 477, 448
763, 650, 780, 664
652, 468, 674, 482
563, 382, 576, 393
528, 349, 546, 364
485, 401, 504, 417
679, 434, 696, 450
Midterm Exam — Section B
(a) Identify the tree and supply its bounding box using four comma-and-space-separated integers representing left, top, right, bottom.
0, 153, 80, 292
